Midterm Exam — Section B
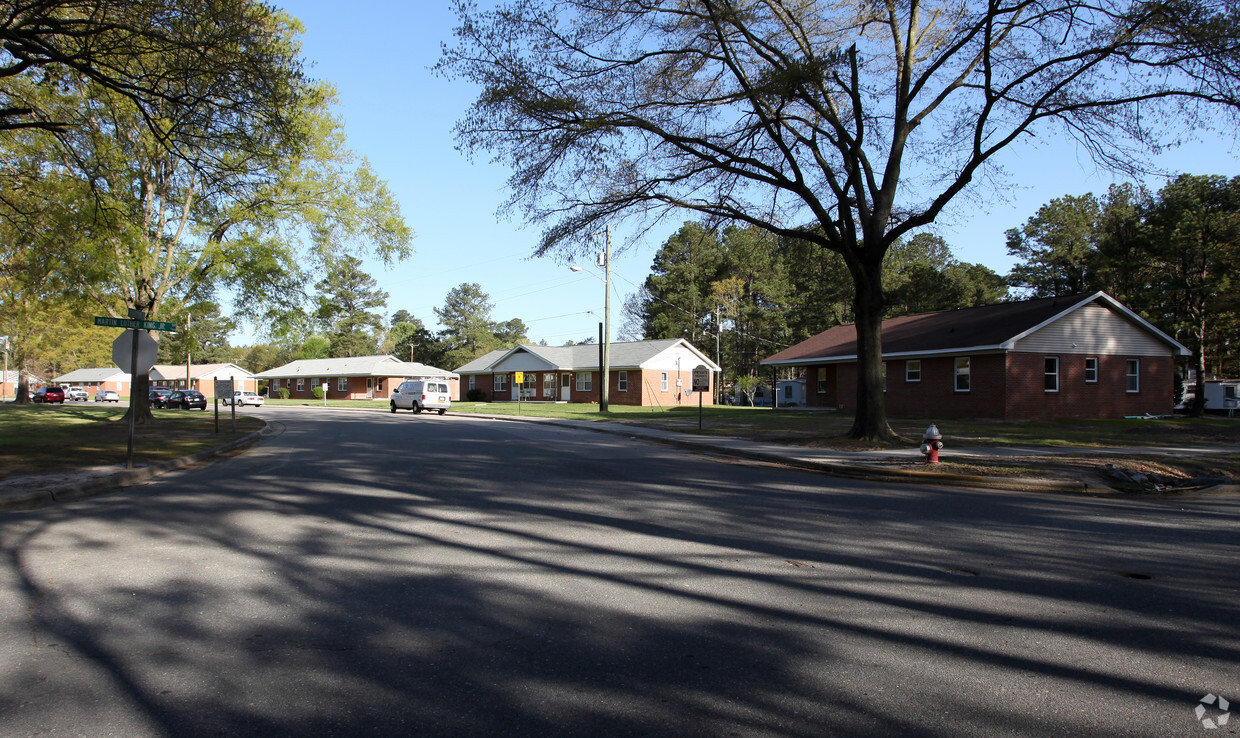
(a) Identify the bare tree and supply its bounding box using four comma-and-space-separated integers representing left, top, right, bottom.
439, 0, 1240, 439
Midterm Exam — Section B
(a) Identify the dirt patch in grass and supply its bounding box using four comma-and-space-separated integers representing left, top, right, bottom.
0, 405, 263, 480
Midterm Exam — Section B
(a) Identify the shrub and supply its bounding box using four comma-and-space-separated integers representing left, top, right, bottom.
312, 385, 325, 399
278, 387, 290, 400
466, 388, 488, 401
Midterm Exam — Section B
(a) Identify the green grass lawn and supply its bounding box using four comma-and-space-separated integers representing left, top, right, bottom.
0, 404, 263, 479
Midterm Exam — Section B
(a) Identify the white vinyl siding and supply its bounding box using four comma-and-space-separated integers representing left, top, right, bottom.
1015, 303, 1170, 355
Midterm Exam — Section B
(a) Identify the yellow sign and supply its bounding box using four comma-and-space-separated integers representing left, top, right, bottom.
514, 372, 524, 384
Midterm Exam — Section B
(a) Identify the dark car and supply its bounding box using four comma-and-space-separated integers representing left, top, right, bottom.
33, 386, 66, 404
168, 389, 207, 410
149, 387, 173, 408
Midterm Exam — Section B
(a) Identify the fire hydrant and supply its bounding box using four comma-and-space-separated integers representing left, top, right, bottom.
920, 424, 943, 464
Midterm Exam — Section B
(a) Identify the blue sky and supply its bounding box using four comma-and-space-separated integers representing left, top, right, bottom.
261, 1, 1240, 350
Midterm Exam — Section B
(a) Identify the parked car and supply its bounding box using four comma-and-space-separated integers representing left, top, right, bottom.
168, 389, 207, 410
95, 389, 120, 402
149, 387, 173, 408
222, 390, 264, 407
169, 389, 208, 411
390, 380, 451, 415
33, 386, 66, 404
66, 387, 89, 402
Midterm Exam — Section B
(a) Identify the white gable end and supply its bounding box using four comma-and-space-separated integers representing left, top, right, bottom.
640, 343, 719, 372
1014, 303, 1174, 356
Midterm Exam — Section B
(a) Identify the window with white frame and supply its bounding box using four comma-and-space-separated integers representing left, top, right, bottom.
296, 378, 304, 391
955, 357, 971, 392
576, 372, 592, 391
338, 376, 348, 392
468, 376, 476, 391
494, 374, 508, 392
1126, 359, 1140, 392
660, 372, 669, 391
1084, 357, 1098, 383
543, 373, 556, 399
1044, 356, 1059, 392
618, 370, 627, 392
906, 360, 921, 382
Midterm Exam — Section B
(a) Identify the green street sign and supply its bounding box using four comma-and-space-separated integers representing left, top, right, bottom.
94, 316, 176, 332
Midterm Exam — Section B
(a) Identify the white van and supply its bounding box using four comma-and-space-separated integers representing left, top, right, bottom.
391, 380, 451, 415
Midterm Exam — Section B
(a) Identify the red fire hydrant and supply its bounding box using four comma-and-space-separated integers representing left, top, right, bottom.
920, 424, 943, 464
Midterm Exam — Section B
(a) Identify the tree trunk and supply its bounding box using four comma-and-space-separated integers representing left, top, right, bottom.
1190, 317, 1207, 418
124, 372, 156, 425
847, 266, 899, 441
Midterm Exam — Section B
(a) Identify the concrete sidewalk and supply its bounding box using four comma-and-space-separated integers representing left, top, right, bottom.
3, 411, 1236, 511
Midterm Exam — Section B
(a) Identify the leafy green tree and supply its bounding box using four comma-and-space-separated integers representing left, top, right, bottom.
296, 336, 332, 361
313, 255, 388, 357
435, 283, 496, 365
441, 0, 1240, 439
639, 222, 726, 342
0, 0, 305, 137
1006, 195, 1103, 297
390, 309, 414, 327
23, 41, 409, 420
157, 302, 237, 365
1142, 175, 1240, 415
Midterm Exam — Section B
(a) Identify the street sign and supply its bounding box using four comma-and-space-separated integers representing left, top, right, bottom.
94, 316, 176, 332
514, 371, 524, 384
692, 365, 711, 392
112, 330, 158, 374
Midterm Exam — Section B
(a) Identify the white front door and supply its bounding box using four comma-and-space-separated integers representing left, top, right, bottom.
561, 373, 572, 401
366, 378, 374, 399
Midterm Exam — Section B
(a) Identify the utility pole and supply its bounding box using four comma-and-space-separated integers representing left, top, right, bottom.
601, 225, 611, 413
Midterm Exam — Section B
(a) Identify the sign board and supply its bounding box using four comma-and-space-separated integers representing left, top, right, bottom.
691, 365, 711, 392
514, 371, 524, 384
95, 316, 176, 332
111, 330, 159, 374
214, 378, 234, 400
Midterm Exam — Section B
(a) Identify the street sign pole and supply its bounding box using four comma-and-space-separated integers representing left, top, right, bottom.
126, 327, 139, 469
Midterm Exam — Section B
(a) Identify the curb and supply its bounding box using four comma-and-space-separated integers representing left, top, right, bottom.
475, 414, 1092, 493
0, 424, 270, 512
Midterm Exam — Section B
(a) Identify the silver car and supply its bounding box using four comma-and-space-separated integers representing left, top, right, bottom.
222, 390, 265, 407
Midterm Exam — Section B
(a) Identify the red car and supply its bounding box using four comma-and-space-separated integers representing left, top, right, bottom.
33, 386, 66, 403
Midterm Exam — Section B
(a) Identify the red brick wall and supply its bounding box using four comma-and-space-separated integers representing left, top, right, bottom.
793, 352, 1174, 420
1004, 353, 1174, 419
460, 369, 713, 407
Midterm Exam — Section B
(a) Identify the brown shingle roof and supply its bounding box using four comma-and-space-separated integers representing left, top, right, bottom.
763, 294, 1100, 364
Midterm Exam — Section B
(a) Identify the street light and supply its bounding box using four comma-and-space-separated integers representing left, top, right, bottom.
569, 225, 611, 412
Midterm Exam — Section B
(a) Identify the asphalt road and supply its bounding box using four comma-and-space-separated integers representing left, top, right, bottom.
1, 406, 1237, 736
